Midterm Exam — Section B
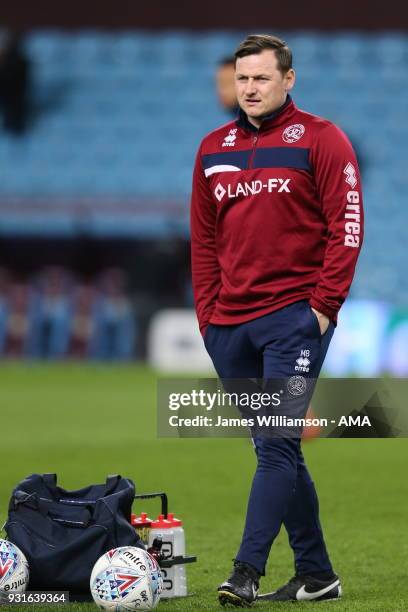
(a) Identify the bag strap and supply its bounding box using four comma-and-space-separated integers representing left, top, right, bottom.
41, 474, 120, 503
11, 489, 38, 511
42, 473, 57, 489
105, 474, 121, 494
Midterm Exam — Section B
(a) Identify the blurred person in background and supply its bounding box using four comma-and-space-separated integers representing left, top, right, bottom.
69, 283, 97, 359
28, 267, 73, 359
0, 30, 31, 135
216, 56, 239, 117
0, 268, 11, 355
91, 268, 136, 360
4, 281, 32, 358
191, 34, 363, 605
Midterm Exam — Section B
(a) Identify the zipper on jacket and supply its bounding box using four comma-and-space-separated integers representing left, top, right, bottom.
248, 133, 259, 169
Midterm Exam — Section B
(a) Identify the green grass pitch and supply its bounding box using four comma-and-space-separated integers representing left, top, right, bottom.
0, 364, 407, 611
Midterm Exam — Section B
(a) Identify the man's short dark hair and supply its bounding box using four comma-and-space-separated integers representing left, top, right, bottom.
234, 34, 292, 75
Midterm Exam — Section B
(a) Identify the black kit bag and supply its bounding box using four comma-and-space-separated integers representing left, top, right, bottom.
5, 473, 144, 598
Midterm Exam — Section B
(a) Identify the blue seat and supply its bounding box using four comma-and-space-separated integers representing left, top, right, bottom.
26, 32, 68, 63
290, 33, 324, 64
327, 33, 368, 64
368, 34, 407, 64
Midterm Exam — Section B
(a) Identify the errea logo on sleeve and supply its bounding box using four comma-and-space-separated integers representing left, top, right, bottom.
344, 162, 357, 189
343, 163, 360, 248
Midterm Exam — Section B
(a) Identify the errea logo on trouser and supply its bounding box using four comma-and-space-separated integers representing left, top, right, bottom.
214, 178, 291, 202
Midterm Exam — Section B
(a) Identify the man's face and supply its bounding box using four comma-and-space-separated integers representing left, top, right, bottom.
235, 50, 295, 126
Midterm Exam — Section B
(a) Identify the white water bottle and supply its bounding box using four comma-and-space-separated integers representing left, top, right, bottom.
148, 513, 187, 598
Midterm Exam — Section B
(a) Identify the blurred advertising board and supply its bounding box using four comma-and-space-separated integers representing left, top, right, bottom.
149, 301, 408, 376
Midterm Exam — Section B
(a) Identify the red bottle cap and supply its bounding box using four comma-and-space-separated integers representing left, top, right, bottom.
131, 512, 152, 526
150, 513, 171, 528
150, 512, 183, 528
167, 512, 183, 527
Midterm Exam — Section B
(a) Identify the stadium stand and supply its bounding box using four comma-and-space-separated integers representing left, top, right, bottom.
0, 266, 136, 360
0, 31, 407, 306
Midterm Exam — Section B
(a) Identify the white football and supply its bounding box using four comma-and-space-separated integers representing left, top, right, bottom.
90, 546, 163, 611
0, 539, 29, 597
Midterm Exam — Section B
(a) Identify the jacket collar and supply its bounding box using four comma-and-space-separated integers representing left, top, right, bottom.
236, 94, 296, 133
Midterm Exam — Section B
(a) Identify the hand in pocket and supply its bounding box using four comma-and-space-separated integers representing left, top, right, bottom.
311, 307, 330, 335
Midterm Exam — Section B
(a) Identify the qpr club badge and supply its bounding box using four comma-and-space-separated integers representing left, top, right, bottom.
282, 123, 305, 143
287, 375, 307, 396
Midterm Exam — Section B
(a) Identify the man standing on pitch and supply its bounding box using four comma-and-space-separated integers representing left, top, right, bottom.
190, 34, 363, 605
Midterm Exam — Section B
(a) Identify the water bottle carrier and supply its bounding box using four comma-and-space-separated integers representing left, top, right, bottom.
132, 492, 197, 598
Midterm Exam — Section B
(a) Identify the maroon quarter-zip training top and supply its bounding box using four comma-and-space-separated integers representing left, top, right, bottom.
190, 96, 364, 336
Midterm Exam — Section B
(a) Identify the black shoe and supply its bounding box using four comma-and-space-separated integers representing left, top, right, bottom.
258, 573, 341, 602
218, 561, 260, 607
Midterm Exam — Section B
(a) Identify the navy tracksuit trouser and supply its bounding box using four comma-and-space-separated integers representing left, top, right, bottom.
204, 300, 335, 576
